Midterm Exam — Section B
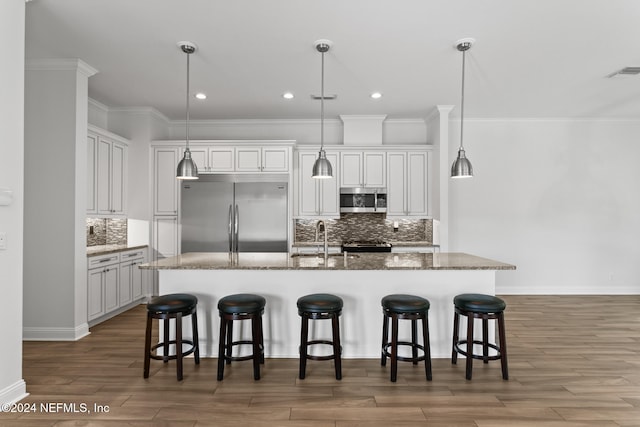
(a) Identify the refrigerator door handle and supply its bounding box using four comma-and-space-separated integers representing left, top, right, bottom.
234, 204, 239, 253
228, 204, 233, 254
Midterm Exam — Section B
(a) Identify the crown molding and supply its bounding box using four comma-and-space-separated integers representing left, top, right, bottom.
109, 106, 170, 125
167, 118, 344, 127
25, 58, 98, 77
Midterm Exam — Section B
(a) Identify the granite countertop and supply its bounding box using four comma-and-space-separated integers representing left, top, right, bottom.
87, 244, 148, 257
139, 252, 515, 271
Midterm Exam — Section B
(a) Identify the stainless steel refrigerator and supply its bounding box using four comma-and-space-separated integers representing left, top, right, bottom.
180, 174, 288, 253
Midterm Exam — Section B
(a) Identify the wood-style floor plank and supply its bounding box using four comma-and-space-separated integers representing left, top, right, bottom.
1, 295, 640, 425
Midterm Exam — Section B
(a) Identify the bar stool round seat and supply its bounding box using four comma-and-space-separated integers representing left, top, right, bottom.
217, 293, 266, 381
144, 293, 200, 381
297, 293, 343, 380
452, 293, 508, 380
381, 294, 432, 382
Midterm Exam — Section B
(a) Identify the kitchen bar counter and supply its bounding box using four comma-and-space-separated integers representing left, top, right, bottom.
141, 252, 514, 359
140, 252, 514, 271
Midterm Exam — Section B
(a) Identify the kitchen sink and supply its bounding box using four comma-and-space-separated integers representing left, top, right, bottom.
291, 253, 359, 258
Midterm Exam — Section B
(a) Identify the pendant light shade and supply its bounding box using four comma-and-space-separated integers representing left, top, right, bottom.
312, 40, 333, 179
451, 38, 475, 179
177, 41, 199, 180
312, 150, 333, 179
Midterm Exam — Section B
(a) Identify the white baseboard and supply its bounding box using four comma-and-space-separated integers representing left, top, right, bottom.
497, 285, 640, 295
0, 379, 28, 406
23, 323, 90, 341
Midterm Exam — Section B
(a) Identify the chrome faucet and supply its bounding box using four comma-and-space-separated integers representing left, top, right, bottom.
315, 220, 329, 258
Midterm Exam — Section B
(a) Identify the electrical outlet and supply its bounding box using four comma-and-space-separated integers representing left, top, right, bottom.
0, 232, 6, 250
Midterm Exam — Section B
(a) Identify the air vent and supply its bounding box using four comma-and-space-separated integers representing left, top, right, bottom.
607, 67, 640, 78
310, 94, 337, 100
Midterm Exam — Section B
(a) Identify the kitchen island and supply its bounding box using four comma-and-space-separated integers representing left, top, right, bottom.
140, 252, 515, 358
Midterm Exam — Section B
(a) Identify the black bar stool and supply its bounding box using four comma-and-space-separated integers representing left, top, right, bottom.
381, 294, 432, 382
297, 293, 343, 380
143, 293, 200, 381
452, 293, 508, 380
217, 293, 266, 381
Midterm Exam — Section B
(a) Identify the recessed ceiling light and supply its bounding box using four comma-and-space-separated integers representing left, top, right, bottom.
194, 93, 207, 100
283, 92, 294, 99
370, 92, 383, 99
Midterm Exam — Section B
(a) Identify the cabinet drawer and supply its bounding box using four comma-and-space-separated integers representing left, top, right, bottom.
88, 253, 120, 269
120, 249, 145, 261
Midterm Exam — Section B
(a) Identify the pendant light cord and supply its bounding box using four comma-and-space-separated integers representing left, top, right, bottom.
186, 50, 191, 150
459, 48, 466, 150
320, 50, 325, 151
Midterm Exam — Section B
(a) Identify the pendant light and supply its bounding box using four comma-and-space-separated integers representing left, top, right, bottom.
451, 38, 475, 179
312, 39, 333, 179
176, 41, 199, 180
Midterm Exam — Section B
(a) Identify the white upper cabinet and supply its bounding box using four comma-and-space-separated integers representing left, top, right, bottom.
340, 151, 386, 187
183, 144, 290, 173
297, 150, 339, 217
88, 126, 128, 217
386, 150, 430, 217
236, 146, 289, 172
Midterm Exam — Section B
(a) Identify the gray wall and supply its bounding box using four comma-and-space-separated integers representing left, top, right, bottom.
0, 0, 26, 405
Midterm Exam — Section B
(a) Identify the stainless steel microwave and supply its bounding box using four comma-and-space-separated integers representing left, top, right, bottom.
339, 187, 387, 213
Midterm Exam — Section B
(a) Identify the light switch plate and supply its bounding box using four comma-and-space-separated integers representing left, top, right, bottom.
0, 232, 6, 250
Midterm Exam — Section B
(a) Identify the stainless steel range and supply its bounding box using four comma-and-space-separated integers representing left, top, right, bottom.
341, 241, 392, 253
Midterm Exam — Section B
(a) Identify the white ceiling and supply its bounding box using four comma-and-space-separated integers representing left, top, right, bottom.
24, 0, 640, 121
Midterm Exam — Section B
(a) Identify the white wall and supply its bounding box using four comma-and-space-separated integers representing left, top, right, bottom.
24, 60, 95, 340
166, 118, 427, 146
449, 119, 640, 294
0, 0, 27, 405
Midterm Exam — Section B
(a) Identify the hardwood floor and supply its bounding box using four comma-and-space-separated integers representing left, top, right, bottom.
3, 295, 640, 426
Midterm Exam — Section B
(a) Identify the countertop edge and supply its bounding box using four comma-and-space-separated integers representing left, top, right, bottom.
87, 244, 149, 257
139, 252, 516, 271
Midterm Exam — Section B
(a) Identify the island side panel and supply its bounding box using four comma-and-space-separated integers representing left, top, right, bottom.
159, 268, 496, 359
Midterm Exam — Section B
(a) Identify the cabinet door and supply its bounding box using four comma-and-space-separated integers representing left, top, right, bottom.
298, 152, 320, 216
119, 262, 133, 306
236, 147, 262, 171
386, 152, 407, 216
187, 147, 208, 173
340, 152, 363, 187
407, 151, 429, 216
363, 152, 386, 187
319, 151, 339, 216
87, 268, 104, 321
87, 133, 98, 213
110, 142, 126, 215
262, 147, 289, 172
131, 260, 145, 300
96, 137, 112, 214
154, 148, 179, 215
154, 216, 178, 258
209, 147, 235, 172
104, 266, 119, 313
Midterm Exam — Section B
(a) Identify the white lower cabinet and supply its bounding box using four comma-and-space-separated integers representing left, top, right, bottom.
119, 248, 147, 306
87, 248, 148, 325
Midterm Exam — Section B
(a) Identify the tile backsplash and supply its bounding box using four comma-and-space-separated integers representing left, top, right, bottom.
86, 218, 127, 246
295, 214, 432, 243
